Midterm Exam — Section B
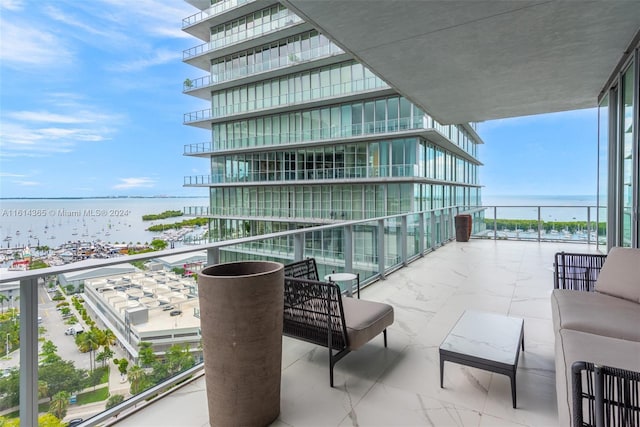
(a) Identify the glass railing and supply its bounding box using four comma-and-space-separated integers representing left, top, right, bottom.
182, 0, 255, 28
1, 207, 467, 426
184, 164, 419, 185
185, 44, 345, 91
470, 205, 604, 245
210, 77, 390, 118
183, 117, 425, 151
183, 13, 304, 60
184, 77, 390, 123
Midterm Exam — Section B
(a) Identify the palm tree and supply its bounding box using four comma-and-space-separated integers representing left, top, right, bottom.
49, 391, 70, 420
127, 365, 149, 395
75, 327, 103, 372
103, 328, 117, 348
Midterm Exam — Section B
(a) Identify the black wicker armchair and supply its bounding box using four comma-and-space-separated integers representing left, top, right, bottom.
572, 361, 640, 427
283, 259, 394, 387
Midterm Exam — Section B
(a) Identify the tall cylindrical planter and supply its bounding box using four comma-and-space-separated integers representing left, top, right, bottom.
455, 214, 472, 242
198, 261, 284, 427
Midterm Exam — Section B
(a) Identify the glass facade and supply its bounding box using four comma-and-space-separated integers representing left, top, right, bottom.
598, 42, 639, 249
210, 61, 389, 117
183, 2, 484, 243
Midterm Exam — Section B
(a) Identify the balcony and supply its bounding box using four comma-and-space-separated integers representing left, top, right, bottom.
183, 45, 348, 99
1, 208, 603, 426
183, 14, 309, 71
183, 118, 478, 163
113, 239, 598, 426
183, 78, 393, 128
182, 0, 266, 41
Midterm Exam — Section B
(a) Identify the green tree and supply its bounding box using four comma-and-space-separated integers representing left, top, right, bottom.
0, 295, 7, 313
127, 365, 150, 395
165, 344, 195, 376
76, 327, 104, 372
138, 342, 156, 367
49, 391, 70, 420
96, 346, 114, 368
150, 239, 168, 251
37, 413, 65, 427
39, 360, 85, 399
114, 358, 129, 379
40, 340, 61, 365
0, 370, 19, 410
105, 393, 125, 410
0, 414, 63, 427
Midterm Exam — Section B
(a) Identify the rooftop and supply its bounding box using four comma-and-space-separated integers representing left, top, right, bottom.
111, 239, 598, 426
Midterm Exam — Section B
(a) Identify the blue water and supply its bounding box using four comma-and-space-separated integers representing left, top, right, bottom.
480, 194, 600, 222
0, 197, 207, 249
0, 195, 601, 250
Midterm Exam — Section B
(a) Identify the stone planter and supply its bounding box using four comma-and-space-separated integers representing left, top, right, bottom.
198, 261, 284, 427
455, 214, 472, 242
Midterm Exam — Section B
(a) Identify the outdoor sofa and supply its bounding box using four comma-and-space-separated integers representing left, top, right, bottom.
551, 247, 640, 426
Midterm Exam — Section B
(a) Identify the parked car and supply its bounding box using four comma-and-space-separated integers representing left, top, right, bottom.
64, 325, 84, 336
169, 310, 182, 317
162, 305, 175, 311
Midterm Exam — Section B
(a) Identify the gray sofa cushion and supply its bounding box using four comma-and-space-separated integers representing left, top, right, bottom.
342, 297, 394, 351
551, 289, 640, 341
595, 246, 640, 303
555, 329, 640, 427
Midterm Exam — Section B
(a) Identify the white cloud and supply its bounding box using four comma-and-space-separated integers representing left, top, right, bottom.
0, 97, 121, 158
113, 177, 156, 190
110, 49, 181, 72
0, 18, 74, 67
14, 181, 41, 187
7, 111, 94, 124
97, 0, 193, 39
0, 0, 24, 11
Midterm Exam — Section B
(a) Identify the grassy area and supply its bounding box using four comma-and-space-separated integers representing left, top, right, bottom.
1, 387, 109, 419
77, 386, 109, 405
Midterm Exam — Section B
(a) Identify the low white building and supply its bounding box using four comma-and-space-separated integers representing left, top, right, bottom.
83, 269, 201, 363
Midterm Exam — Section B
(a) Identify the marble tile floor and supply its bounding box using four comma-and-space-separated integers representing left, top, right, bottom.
112, 240, 601, 427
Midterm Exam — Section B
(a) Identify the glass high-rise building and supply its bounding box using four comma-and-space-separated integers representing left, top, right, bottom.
181, 0, 484, 263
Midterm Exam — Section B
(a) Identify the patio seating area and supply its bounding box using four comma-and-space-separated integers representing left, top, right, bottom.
112, 239, 601, 426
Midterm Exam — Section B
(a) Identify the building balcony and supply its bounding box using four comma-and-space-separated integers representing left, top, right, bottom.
184, 119, 479, 163
183, 14, 311, 71
182, 0, 268, 41
184, 164, 423, 187
120, 240, 576, 426
183, 46, 348, 99
183, 84, 396, 128
109, 240, 601, 425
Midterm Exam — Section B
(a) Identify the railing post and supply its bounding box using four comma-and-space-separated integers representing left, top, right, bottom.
418, 212, 425, 256
587, 207, 592, 245
294, 233, 304, 262
538, 206, 542, 242
493, 206, 498, 241
344, 224, 353, 272
401, 215, 408, 266
430, 212, 437, 249
378, 219, 386, 279
449, 207, 456, 239
19, 278, 38, 427
207, 247, 220, 266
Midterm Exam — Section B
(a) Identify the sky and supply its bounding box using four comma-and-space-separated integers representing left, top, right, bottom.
0, 0, 599, 199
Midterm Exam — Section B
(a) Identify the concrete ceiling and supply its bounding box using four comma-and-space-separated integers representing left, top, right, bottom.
283, 1, 640, 124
